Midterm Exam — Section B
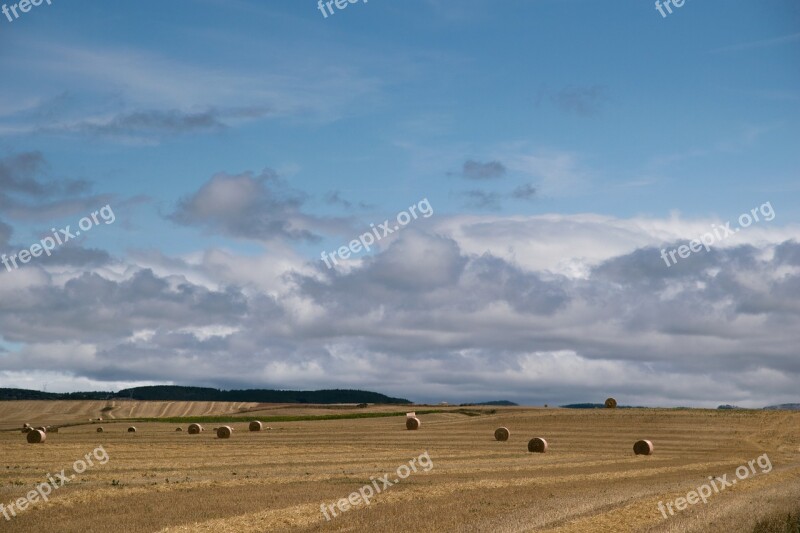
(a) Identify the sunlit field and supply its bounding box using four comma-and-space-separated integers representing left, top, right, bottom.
2, 403, 799, 532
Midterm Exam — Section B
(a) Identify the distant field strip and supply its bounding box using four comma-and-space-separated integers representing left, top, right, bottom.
118, 409, 461, 424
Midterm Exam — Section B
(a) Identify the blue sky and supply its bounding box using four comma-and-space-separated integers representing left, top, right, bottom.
0, 0, 798, 406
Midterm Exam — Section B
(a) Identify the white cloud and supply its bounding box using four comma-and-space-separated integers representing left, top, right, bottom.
2, 211, 799, 407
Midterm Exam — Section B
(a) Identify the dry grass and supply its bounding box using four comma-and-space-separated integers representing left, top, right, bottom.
0, 401, 264, 429
0, 404, 798, 532
751, 509, 800, 533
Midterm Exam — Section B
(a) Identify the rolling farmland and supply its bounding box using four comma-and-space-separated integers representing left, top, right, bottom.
1, 403, 799, 532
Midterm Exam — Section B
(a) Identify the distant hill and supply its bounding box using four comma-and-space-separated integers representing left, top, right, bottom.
0, 386, 411, 404
561, 403, 606, 409
460, 401, 519, 406
561, 403, 647, 409
0, 388, 109, 401
763, 403, 800, 410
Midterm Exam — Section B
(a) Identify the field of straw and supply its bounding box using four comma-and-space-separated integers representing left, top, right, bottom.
1, 402, 799, 532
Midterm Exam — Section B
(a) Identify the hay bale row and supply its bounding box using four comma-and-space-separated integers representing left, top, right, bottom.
491, 426, 650, 456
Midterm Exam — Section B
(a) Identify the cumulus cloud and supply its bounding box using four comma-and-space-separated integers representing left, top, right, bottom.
40, 107, 273, 139
0, 43, 379, 143
0, 151, 90, 199
1, 209, 799, 408
0, 151, 111, 220
458, 183, 536, 210
511, 183, 537, 200
170, 170, 324, 242
456, 160, 507, 180
324, 190, 353, 209
0, 268, 248, 345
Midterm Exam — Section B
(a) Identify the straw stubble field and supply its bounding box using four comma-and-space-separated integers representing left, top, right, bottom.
1, 403, 799, 532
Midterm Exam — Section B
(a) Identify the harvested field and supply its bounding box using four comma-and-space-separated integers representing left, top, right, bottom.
0, 403, 798, 532
0, 401, 263, 429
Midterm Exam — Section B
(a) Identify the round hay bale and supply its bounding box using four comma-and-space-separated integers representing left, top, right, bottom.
21, 427, 31, 434
187, 423, 203, 435
216, 426, 233, 439
96, 427, 104, 433
406, 417, 421, 430
494, 427, 510, 441
605, 397, 617, 409
127, 426, 137, 433
23, 423, 31, 428
248, 421, 263, 432
633, 439, 654, 456
528, 437, 548, 453
175, 427, 183, 432
27, 429, 46, 444
36, 426, 47, 433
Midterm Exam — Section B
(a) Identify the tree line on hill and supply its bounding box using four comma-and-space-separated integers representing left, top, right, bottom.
0, 386, 411, 404
562, 403, 800, 410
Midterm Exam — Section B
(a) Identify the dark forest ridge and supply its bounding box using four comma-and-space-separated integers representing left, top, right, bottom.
0, 386, 411, 404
